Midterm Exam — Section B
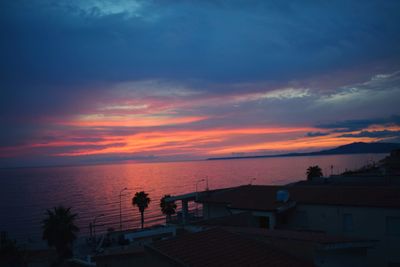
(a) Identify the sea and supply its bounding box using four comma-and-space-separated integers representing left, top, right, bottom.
0, 154, 386, 243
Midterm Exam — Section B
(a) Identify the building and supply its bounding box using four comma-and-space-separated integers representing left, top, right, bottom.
188, 213, 374, 267
191, 185, 400, 266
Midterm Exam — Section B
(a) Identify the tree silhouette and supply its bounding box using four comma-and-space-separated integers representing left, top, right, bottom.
307, 165, 323, 181
132, 191, 151, 229
160, 195, 177, 223
42, 206, 79, 261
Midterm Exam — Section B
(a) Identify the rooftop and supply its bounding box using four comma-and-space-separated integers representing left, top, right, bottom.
149, 227, 313, 267
198, 185, 400, 211
223, 227, 374, 248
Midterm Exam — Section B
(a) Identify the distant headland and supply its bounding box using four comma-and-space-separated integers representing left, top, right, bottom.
207, 142, 400, 161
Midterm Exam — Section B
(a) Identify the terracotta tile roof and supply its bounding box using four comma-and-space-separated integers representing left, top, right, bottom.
149, 228, 314, 267
198, 185, 400, 210
223, 227, 372, 245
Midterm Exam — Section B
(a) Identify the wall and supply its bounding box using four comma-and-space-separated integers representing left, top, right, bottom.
282, 204, 400, 267
314, 248, 368, 267
253, 236, 368, 267
202, 203, 232, 219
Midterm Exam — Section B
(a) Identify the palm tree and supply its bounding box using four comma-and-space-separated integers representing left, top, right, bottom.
132, 191, 151, 229
42, 206, 79, 261
160, 195, 177, 223
307, 165, 323, 180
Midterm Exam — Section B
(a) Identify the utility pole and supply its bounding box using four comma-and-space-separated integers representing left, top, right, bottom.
119, 187, 128, 231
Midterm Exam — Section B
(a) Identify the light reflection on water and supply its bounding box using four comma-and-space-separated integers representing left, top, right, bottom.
0, 154, 385, 242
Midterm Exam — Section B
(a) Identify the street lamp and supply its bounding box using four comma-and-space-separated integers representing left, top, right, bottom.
195, 179, 205, 193
195, 179, 205, 217
119, 187, 128, 231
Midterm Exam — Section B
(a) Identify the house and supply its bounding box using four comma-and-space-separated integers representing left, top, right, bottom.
189, 213, 374, 267
192, 185, 400, 267
223, 226, 374, 267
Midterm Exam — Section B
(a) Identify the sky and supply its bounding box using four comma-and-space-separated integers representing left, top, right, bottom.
1, 0, 400, 167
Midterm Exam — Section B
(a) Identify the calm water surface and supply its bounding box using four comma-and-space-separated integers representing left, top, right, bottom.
0, 154, 385, 242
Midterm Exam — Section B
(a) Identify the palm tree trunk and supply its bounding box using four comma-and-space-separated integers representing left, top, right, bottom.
141, 212, 144, 229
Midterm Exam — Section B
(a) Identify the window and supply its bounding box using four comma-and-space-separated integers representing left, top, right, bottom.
386, 216, 400, 235
342, 213, 353, 232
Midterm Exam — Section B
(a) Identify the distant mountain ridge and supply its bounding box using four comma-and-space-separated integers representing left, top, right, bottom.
207, 142, 400, 161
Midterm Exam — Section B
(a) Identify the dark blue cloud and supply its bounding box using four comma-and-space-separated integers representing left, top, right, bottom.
316, 115, 400, 132
1, 0, 400, 87
339, 130, 400, 138
305, 132, 330, 137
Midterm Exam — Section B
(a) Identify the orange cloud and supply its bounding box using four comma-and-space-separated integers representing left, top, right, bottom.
209, 134, 378, 155
54, 126, 317, 156
364, 124, 400, 131
1, 119, 394, 160
60, 114, 207, 127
